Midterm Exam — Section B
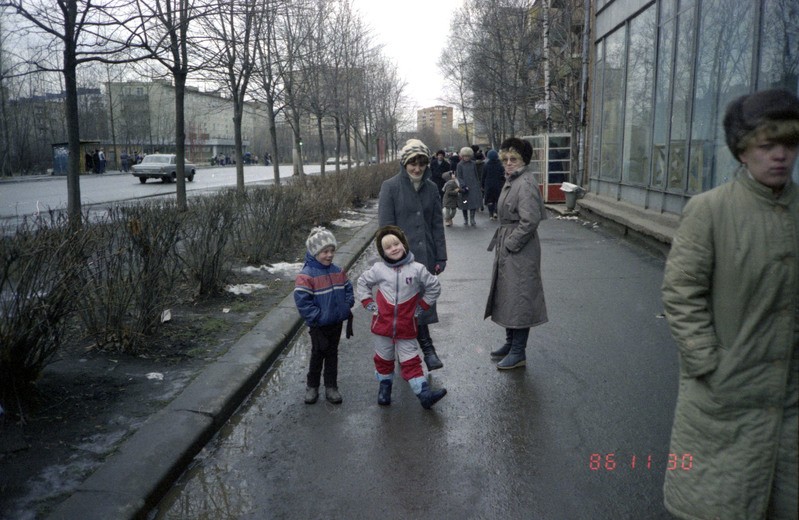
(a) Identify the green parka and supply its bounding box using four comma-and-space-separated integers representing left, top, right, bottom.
661, 172, 798, 520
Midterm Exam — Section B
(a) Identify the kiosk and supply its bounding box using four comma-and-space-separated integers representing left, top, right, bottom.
522, 133, 571, 203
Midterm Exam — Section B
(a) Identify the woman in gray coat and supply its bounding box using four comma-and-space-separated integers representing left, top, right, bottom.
456, 146, 483, 226
484, 137, 548, 370
378, 139, 448, 371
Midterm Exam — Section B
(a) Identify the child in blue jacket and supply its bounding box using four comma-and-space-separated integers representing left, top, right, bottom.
294, 227, 354, 404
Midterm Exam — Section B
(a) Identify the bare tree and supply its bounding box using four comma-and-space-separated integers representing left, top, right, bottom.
127, 0, 216, 211
0, 0, 143, 224
198, 0, 260, 193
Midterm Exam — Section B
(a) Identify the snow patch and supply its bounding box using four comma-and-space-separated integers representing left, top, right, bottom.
225, 283, 268, 295
331, 218, 368, 228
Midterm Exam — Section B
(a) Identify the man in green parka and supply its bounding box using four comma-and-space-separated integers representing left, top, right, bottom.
662, 88, 799, 520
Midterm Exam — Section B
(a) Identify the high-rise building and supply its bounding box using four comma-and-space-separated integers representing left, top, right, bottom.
417, 106, 454, 136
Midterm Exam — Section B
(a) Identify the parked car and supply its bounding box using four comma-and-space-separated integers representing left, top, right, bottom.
131, 154, 197, 184
325, 156, 351, 166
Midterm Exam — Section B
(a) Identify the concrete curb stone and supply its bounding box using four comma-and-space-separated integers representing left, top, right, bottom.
47, 215, 380, 520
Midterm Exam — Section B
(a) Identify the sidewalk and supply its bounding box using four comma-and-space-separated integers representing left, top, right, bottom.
46, 198, 675, 519
47, 218, 380, 520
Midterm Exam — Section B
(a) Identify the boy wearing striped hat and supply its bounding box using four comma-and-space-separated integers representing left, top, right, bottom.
294, 227, 355, 404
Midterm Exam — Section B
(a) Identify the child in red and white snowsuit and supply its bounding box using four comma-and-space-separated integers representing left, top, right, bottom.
357, 225, 447, 409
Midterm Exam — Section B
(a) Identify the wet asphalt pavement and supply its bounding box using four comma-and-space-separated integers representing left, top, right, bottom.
150, 210, 679, 519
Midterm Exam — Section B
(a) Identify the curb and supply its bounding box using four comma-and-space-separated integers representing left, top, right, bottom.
47, 217, 380, 520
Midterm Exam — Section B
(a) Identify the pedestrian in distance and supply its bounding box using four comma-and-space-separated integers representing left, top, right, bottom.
482, 149, 505, 220
484, 137, 548, 370
357, 226, 446, 409
456, 146, 482, 226
660, 88, 799, 520
442, 171, 460, 226
120, 150, 130, 173
377, 138, 448, 372
293, 227, 355, 405
430, 149, 452, 200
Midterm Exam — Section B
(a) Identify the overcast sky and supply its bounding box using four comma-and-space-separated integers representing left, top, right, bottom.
351, 0, 466, 110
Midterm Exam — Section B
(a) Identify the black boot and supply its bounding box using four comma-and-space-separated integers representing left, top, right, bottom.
490, 328, 513, 359
378, 379, 392, 406
417, 324, 443, 371
417, 381, 447, 409
497, 328, 529, 370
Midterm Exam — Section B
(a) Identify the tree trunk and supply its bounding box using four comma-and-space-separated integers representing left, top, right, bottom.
174, 71, 187, 211
316, 114, 326, 177
63, 36, 82, 226
234, 98, 245, 193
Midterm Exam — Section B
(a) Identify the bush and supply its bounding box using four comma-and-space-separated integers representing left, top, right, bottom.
231, 185, 304, 264
179, 191, 237, 297
76, 203, 183, 352
0, 212, 87, 414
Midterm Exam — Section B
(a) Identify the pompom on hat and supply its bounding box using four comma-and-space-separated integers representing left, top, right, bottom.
306, 226, 337, 257
399, 139, 431, 166
723, 88, 799, 161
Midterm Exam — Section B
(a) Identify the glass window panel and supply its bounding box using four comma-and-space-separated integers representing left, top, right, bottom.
652, 0, 676, 188
549, 136, 570, 147
599, 28, 625, 181
758, 0, 799, 90
667, 0, 696, 192
590, 43, 604, 180
691, 0, 753, 192
621, 5, 657, 186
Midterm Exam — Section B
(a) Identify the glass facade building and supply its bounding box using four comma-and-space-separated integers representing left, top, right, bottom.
590, 0, 799, 216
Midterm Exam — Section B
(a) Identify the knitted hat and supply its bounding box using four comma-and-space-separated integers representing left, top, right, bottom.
487, 149, 499, 161
399, 139, 431, 166
723, 88, 799, 160
306, 226, 337, 256
374, 225, 410, 262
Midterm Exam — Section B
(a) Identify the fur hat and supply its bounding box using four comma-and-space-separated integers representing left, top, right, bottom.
374, 225, 409, 262
723, 88, 799, 160
399, 139, 431, 166
459, 146, 474, 158
306, 226, 337, 256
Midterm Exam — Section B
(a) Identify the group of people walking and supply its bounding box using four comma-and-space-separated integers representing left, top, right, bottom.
292, 87, 799, 520
293, 135, 549, 409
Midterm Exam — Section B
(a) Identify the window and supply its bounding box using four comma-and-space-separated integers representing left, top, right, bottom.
690, 0, 753, 191
651, 0, 676, 188
599, 28, 625, 181
665, 0, 697, 192
622, 5, 657, 186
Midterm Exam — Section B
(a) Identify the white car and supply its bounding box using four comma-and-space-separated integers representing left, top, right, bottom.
325, 156, 351, 166
131, 154, 197, 184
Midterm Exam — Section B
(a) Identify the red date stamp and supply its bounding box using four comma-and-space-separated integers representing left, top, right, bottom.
589, 453, 694, 471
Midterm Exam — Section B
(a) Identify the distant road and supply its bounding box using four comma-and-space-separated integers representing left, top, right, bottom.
0, 164, 328, 223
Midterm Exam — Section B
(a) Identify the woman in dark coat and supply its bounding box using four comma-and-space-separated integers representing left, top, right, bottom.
378, 139, 448, 371
484, 137, 548, 370
481, 149, 504, 220
456, 146, 483, 226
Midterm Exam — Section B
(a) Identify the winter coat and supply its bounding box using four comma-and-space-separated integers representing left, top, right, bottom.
442, 178, 460, 210
378, 167, 448, 325
430, 158, 451, 195
484, 164, 548, 328
482, 156, 505, 205
357, 252, 441, 340
456, 160, 483, 210
294, 251, 355, 328
661, 172, 798, 520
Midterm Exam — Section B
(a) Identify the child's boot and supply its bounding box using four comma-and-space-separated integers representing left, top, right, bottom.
304, 386, 319, 404
411, 377, 446, 409
378, 379, 392, 405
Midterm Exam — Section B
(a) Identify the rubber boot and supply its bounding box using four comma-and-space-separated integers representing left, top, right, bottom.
417, 324, 443, 371
416, 381, 447, 409
378, 379, 392, 406
490, 328, 514, 359
497, 328, 529, 370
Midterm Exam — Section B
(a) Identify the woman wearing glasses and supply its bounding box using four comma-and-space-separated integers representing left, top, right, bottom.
484, 137, 549, 370
378, 139, 448, 372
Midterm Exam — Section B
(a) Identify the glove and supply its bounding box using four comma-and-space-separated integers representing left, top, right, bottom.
345, 312, 354, 338
434, 261, 446, 275
366, 302, 378, 313
414, 305, 424, 318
